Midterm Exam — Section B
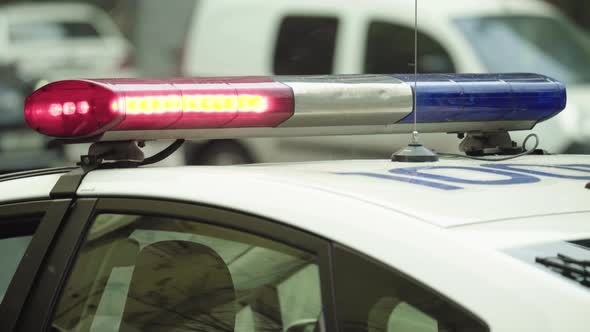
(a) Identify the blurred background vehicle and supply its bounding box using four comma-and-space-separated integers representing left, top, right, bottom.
0, 0, 589, 168
173, 0, 590, 164
0, 1, 137, 171
0, 2, 136, 83
0, 63, 63, 173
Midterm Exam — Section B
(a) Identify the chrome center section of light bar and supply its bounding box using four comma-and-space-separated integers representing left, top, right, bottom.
277, 75, 413, 127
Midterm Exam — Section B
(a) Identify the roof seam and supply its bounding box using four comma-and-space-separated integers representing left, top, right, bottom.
447, 210, 590, 228
238, 174, 439, 226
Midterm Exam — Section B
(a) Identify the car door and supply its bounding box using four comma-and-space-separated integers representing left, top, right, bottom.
13, 198, 337, 332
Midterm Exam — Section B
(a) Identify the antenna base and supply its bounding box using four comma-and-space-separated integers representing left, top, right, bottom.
392, 143, 439, 163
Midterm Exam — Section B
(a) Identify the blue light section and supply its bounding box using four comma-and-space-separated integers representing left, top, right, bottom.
392, 74, 567, 123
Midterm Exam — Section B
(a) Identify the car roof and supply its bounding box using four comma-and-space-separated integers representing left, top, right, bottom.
3, 156, 588, 227
68, 155, 590, 227
0, 2, 120, 35
375, 0, 554, 16
0, 2, 102, 19
203, 0, 556, 18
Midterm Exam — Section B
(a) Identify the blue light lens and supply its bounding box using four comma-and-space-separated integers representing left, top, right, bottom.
392, 74, 567, 123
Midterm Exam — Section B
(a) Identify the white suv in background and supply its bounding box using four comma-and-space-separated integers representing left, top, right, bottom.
0, 2, 136, 83
171, 0, 590, 164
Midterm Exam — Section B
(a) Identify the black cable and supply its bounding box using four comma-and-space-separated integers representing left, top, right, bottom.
438, 133, 540, 162
140, 139, 185, 166
99, 139, 185, 169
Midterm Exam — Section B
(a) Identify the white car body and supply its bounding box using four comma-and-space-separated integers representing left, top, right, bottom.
1, 155, 589, 331
0, 2, 136, 82
179, 0, 590, 163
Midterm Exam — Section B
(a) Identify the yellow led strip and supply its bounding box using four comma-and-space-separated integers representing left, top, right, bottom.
122, 95, 269, 114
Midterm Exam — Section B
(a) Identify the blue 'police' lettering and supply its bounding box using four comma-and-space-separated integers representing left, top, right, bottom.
336, 172, 463, 190
336, 164, 590, 190
561, 164, 590, 170
482, 164, 590, 180
389, 166, 540, 185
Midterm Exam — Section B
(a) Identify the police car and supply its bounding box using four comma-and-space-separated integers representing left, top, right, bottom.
0, 74, 588, 332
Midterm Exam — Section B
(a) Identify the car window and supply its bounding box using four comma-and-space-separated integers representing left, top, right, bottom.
365, 21, 456, 74
333, 245, 488, 332
455, 15, 590, 84
50, 213, 323, 332
274, 16, 339, 75
0, 217, 38, 302
572, 239, 590, 250
9, 21, 101, 43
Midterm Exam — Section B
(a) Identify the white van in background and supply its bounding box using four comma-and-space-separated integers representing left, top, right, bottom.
154, 0, 590, 164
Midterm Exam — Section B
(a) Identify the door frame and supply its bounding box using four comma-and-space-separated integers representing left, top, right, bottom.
0, 200, 68, 331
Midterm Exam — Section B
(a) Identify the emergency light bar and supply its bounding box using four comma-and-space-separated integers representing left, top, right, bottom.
24, 74, 566, 142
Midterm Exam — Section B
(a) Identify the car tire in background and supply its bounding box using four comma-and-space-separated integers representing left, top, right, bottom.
184, 140, 254, 165
564, 142, 590, 154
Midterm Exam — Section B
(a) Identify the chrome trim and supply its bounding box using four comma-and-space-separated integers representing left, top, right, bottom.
278, 75, 413, 127
99, 121, 537, 141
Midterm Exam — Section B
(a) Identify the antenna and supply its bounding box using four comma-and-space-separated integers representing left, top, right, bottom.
413, 0, 418, 135
391, 0, 439, 162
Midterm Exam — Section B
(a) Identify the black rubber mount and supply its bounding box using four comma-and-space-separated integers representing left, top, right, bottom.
50, 140, 185, 198
392, 143, 439, 163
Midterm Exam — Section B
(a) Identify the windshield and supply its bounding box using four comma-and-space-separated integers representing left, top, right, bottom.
455, 15, 590, 84
9, 21, 101, 44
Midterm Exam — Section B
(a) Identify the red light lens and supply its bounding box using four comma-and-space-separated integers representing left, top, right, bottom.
77, 101, 90, 114
167, 79, 243, 129
24, 77, 294, 138
63, 102, 77, 115
25, 80, 122, 137
168, 77, 294, 129
227, 82, 294, 127
107, 79, 184, 131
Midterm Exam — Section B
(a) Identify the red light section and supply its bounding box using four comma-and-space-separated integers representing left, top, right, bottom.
63, 102, 77, 115
78, 101, 90, 114
168, 77, 293, 129
230, 82, 294, 127
24, 77, 295, 138
25, 80, 122, 138
166, 78, 241, 129
109, 80, 184, 131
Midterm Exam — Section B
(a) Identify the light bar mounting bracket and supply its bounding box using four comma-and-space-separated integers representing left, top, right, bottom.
79, 139, 185, 170
459, 131, 522, 156
79, 141, 145, 170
